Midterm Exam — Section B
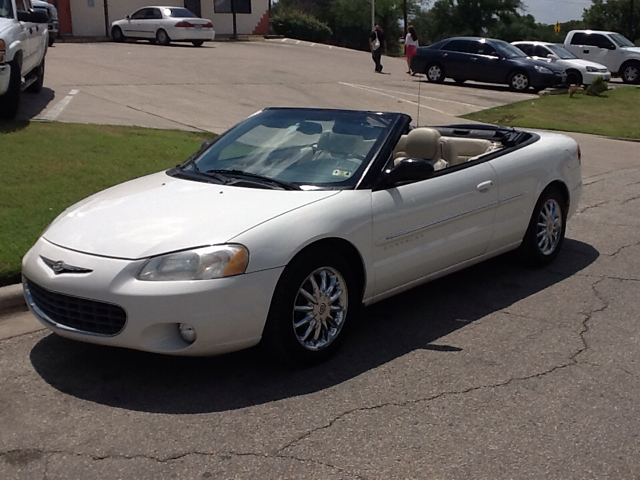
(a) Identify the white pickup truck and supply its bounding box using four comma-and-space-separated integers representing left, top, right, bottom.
0, 0, 48, 120
564, 30, 640, 84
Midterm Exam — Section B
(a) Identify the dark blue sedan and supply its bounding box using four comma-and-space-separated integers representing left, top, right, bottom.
410, 37, 567, 92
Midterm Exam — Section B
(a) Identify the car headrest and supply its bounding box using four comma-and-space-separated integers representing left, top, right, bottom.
404, 128, 441, 160
317, 132, 363, 155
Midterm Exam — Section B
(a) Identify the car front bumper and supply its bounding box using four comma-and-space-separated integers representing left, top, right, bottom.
0, 63, 10, 96
22, 238, 283, 356
530, 70, 567, 88
582, 71, 611, 84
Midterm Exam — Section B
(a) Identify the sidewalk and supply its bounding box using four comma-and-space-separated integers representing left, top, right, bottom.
0, 283, 25, 316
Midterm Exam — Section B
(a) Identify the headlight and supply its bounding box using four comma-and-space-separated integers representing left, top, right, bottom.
137, 245, 249, 281
534, 65, 553, 74
586, 66, 598, 72
0, 39, 5, 63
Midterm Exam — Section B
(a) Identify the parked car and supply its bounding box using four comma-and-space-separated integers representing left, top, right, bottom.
22, 108, 582, 364
110, 6, 215, 47
32, 0, 58, 46
512, 41, 610, 86
0, 0, 48, 120
410, 37, 567, 92
564, 30, 640, 84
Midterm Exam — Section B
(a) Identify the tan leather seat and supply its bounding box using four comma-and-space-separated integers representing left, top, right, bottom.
316, 131, 364, 157
438, 137, 459, 166
393, 134, 408, 159
443, 138, 493, 163
395, 128, 448, 171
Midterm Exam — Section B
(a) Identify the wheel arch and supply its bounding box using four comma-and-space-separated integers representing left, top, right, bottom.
289, 237, 366, 300
565, 68, 582, 84
542, 180, 570, 210
506, 67, 527, 83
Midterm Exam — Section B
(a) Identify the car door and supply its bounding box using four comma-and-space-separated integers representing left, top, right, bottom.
370, 161, 499, 298
569, 33, 615, 70
15, 0, 38, 72
467, 40, 506, 83
143, 7, 162, 38
122, 8, 147, 37
439, 39, 472, 79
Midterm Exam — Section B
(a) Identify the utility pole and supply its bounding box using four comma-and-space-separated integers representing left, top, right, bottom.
631, 0, 635, 41
231, 0, 237, 40
371, 0, 375, 31
403, 0, 407, 37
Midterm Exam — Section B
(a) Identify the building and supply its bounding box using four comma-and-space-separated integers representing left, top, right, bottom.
46, 0, 270, 37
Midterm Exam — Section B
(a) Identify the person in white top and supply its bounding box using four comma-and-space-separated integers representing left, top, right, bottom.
405, 25, 419, 75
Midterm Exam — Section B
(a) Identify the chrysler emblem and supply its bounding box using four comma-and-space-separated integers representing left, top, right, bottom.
40, 256, 93, 275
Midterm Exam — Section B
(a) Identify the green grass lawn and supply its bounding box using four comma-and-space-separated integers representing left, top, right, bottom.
0, 122, 213, 286
462, 86, 640, 140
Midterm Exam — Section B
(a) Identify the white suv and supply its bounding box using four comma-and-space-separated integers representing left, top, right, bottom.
513, 41, 611, 86
564, 30, 640, 84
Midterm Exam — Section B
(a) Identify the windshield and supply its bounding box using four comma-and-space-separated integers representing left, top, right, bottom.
493, 40, 526, 58
547, 44, 578, 59
610, 33, 635, 47
165, 8, 197, 18
0, 0, 14, 19
183, 109, 395, 189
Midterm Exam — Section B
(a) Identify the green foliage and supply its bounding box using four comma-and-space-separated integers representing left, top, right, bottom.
586, 77, 609, 96
271, 9, 333, 42
583, 0, 640, 42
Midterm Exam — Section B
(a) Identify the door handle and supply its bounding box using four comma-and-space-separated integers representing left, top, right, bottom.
583, 49, 589, 54
477, 181, 493, 192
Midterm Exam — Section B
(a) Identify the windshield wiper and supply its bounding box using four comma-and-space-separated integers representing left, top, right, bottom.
206, 169, 300, 190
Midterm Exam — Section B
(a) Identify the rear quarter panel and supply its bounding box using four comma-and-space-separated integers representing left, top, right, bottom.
487, 131, 581, 252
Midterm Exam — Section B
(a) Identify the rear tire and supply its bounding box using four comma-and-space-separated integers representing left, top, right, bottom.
261, 248, 361, 365
48, 35, 54, 47
111, 26, 125, 42
519, 187, 567, 267
425, 63, 445, 83
453, 78, 466, 84
26, 58, 45, 94
192, 40, 204, 47
620, 61, 639, 84
0, 59, 21, 120
156, 29, 170, 46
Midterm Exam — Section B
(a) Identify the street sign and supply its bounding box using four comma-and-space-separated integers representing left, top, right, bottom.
554, 22, 561, 34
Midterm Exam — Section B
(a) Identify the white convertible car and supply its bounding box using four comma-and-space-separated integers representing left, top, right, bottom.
110, 6, 215, 47
22, 108, 582, 364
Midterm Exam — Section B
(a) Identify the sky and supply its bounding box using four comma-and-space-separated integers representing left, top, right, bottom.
520, 0, 593, 25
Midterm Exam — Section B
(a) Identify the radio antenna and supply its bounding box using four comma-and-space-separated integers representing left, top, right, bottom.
416, 77, 421, 126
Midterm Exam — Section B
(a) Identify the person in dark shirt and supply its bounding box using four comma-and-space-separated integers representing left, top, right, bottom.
369, 25, 386, 73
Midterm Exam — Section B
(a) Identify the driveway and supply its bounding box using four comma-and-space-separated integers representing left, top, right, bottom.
2, 40, 640, 479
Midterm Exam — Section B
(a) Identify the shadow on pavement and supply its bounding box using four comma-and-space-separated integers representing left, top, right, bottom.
8, 87, 57, 125
30, 239, 599, 414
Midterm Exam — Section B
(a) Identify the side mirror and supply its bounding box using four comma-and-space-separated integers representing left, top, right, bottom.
17, 9, 49, 23
383, 158, 435, 187
126, 14, 131, 19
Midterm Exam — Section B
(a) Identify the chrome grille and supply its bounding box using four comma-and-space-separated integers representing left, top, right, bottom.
25, 279, 126, 336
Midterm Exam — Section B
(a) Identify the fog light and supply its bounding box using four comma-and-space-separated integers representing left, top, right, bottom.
179, 323, 197, 344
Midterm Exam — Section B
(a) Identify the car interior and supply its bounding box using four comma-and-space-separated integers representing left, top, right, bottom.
391, 127, 503, 171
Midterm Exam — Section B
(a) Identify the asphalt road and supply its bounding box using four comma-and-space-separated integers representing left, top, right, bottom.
2, 40, 640, 479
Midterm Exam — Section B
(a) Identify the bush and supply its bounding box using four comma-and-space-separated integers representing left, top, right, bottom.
271, 10, 332, 43
586, 77, 609, 96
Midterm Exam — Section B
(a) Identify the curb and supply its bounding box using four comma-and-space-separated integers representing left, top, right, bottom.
0, 284, 26, 316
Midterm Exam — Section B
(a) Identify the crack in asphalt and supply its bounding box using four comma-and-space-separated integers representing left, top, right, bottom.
0, 448, 364, 479
275, 277, 612, 456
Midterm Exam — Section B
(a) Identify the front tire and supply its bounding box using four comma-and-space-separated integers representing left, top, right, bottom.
156, 29, 170, 46
262, 249, 360, 365
519, 187, 567, 266
26, 58, 45, 93
566, 70, 583, 86
620, 61, 639, 84
192, 40, 204, 47
509, 71, 530, 92
111, 26, 125, 43
0, 59, 21, 120
425, 63, 445, 83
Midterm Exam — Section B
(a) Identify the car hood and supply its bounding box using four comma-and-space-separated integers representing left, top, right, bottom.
621, 46, 640, 56
0, 18, 16, 34
43, 171, 340, 259
558, 58, 608, 70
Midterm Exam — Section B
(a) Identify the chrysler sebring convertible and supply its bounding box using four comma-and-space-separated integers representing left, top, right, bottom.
22, 108, 582, 364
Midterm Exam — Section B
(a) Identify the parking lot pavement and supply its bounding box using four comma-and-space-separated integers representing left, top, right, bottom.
2, 41, 640, 479
18, 41, 536, 132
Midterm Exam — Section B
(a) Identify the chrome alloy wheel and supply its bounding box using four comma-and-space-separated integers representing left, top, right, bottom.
623, 64, 638, 83
427, 65, 442, 81
536, 198, 563, 255
511, 73, 529, 90
292, 267, 348, 351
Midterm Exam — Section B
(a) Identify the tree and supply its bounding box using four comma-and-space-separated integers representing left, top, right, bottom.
583, 0, 639, 42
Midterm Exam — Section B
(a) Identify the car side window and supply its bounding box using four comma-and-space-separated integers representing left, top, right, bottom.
441, 40, 470, 53
535, 46, 551, 57
570, 32, 590, 45
517, 44, 533, 56
131, 8, 148, 20
594, 35, 615, 49
151, 8, 163, 19
474, 42, 496, 55
15, 0, 27, 11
